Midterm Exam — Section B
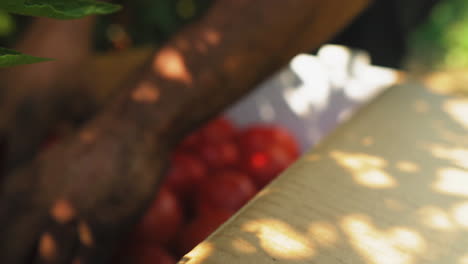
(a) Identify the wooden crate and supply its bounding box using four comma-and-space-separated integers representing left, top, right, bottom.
179, 80, 468, 264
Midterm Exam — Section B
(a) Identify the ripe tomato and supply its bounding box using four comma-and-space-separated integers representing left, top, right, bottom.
196, 170, 256, 214
165, 152, 208, 199
237, 125, 299, 158
120, 243, 177, 264
199, 117, 236, 143
198, 140, 240, 169
242, 145, 297, 188
132, 187, 184, 246
178, 210, 232, 255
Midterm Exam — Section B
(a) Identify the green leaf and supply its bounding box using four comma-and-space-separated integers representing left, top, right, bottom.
0, 47, 51, 67
0, 0, 121, 19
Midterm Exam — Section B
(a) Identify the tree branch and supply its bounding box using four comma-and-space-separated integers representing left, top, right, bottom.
0, 1, 370, 263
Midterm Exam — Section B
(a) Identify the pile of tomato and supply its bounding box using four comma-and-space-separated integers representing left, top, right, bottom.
114, 117, 300, 263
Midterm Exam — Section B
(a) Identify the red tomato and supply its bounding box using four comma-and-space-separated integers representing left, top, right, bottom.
237, 125, 299, 158
200, 117, 236, 143
178, 210, 232, 255
242, 145, 297, 188
165, 152, 208, 199
198, 140, 240, 169
196, 170, 256, 214
121, 243, 177, 264
132, 187, 183, 245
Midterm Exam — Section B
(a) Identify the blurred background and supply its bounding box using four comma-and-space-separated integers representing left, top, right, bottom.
1, 0, 467, 72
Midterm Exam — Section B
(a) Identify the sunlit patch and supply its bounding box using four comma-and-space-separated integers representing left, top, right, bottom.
360, 170, 396, 188
50, 199, 76, 224
331, 151, 397, 188
39, 232, 57, 262
361, 136, 374, 147
78, 221, 94, 247
417, 206, 455, 231
184, 241, 214, 264
341, 214, 426, 264
79, 130, 96, 144
231, 238, 257, 254
153, 48, 192, 84
395, 161, 420, 173
443, 99, 468, 129
413, 100, 430, 113
307, 222, 338, 248
203, 30, 220, 45
426, 144, 468, 170
459, 254, 468, 264
131, 81, 160, 103
451, 201, 468, 229
242, 219, 315, 259
433, 168, 468, 197
423, 71, 459, 95
390, 227, 426, 251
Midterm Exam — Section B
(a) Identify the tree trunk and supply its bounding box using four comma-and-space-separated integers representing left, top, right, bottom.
0, 17, 97, 173
0, 1, 370, 263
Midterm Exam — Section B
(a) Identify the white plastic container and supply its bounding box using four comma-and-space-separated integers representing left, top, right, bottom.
225, 45, 401, 152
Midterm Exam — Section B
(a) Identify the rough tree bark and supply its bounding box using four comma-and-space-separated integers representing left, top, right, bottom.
0, 0, 370, 263
0, 17, 97, 173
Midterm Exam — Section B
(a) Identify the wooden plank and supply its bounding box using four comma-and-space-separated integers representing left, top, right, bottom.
179, 82, 468, 264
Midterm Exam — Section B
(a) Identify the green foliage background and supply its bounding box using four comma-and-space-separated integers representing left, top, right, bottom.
409, 0, 468, 70
2, 0, 468, 70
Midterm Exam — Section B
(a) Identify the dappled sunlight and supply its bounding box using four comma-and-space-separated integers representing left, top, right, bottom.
460, 254, 468, 264
426, 144, 468, 169
331, 151, 397, 188
307, 221, 339, 248
395, 161, 420, 173
432, 168, 468, 197
443, 98, 468, 130
424, 71, 468, 96
231, 238, 257, 254
242, 219, 316, 260
341, 215, 426, 264
181, 242, 214, 264
417, 206, 456, 231
153, 47, 193, 84
451, 201, 468, 229
202, 30, 220, 45
131, 81, 160, 103
178, 59, 468, 264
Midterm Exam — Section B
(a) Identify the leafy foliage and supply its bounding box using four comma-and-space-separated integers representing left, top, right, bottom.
0, 0, 120, 67
0, 0, 120, 19
0, 47, 51, 67
410, 0, 468, 69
